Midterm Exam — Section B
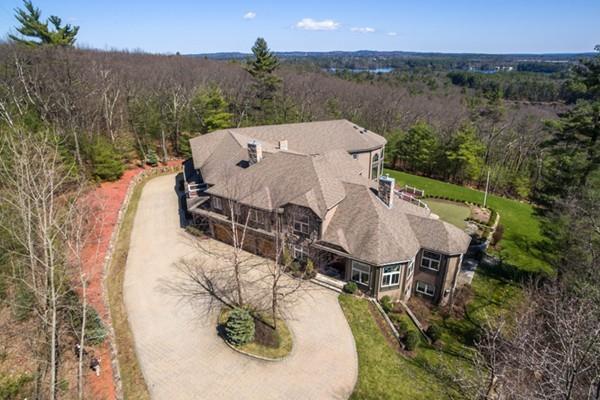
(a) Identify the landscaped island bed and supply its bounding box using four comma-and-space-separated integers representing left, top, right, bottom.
218, 308, 293, 360
385, 169, 551, 275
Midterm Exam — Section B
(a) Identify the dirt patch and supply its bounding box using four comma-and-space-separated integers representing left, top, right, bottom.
254, 319, 280, 348
367, 301, 401, 353
407, 297, 434, 326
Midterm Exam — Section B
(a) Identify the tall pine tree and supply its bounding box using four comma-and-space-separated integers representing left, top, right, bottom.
10, 0, 79, 47
245, 38, 281, 124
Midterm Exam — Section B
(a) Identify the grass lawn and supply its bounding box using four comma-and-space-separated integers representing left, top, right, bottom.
424, 198, 471, 229
339, 295, 469, 400
386, 169, 552, 275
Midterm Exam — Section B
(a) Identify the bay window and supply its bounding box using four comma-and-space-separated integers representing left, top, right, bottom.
351, 261, 370, 286
381, 264, 401, 287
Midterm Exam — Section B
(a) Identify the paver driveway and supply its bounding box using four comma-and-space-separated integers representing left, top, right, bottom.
123, 174, 358, 400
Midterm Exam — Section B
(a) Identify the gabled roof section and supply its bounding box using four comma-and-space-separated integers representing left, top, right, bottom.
205, 150, 365, 218
190, 120, 386, 168
321, 183, 470, 265
406, 214, 472, 255
322, 183, 424, 265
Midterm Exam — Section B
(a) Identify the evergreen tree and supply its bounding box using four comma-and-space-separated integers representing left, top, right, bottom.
187, 86, 233, 133
446, 125, 485, 183
224, 307, 255, 346
9, 0, 79, 47
396, 122, 438, 173
245, 38, 281, 123
535, 48, 600, 207
88, 138, 124, 181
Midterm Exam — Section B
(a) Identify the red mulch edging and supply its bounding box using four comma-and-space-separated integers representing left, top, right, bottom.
81, 161, 181, 399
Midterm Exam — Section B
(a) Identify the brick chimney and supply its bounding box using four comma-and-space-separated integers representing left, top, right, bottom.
378, 174, 395, 208
278, 140, 288, 151
247, 140, 263, 165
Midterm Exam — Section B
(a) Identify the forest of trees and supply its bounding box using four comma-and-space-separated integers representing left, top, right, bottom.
0, 41, 565, 197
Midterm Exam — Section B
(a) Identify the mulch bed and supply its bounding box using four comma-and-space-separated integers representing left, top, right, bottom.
254, 319, 280, 348
80, 161, 181, 399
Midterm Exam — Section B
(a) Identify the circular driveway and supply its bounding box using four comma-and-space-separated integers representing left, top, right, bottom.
123, 174, 358, 400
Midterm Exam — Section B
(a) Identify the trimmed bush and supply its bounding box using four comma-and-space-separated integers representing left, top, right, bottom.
396, 319, 409, 337
343, 282, 358, 294
426, 324, 442, 343
380, 295, 393, 313
225, 307, 255, 346
89, 138, 124, 181
404, 330, 420, 351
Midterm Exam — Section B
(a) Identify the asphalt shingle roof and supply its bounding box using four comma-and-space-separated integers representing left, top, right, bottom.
190, 119, 470, 265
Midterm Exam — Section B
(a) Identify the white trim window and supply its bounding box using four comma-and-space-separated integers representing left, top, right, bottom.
381, 264, 401, 287
248, 209, 264, 225
293, 245, 307, 261
212, 197, 222, 210
421, 251, 441, 272
293, 214, 310, 235
415, 281, 435, 297
371, 153, 380, 180
407, 257, 415, 278
351, 261, 371, 286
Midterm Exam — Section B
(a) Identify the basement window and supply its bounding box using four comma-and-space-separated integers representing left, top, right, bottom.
381, 264, 401, 287
415, 281, 435, 297
351, 261, 370, 286
421, 251, 441, 272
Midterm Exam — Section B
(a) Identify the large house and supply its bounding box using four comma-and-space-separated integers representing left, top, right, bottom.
184, 120, 471, 305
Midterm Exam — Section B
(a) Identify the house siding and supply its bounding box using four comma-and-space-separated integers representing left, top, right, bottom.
350, 147, 384, 180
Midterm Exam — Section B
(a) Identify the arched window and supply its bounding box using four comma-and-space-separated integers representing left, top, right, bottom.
371, 153, 380, 179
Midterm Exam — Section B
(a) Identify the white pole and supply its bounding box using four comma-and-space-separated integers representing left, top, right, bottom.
483, 168, 491, 208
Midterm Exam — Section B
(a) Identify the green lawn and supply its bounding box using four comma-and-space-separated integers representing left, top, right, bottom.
424, 198, 471, 229
387, 169, 552, 275
339, 295, 469, 400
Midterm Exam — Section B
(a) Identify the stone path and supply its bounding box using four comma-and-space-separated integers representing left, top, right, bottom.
123, 174, 358, 400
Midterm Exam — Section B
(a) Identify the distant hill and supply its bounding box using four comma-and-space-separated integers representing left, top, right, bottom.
188, 50, 594, 62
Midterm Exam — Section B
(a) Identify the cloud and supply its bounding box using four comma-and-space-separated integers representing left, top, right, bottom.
243, 12, 256, 19
387, 31, 398, 36
295, 18, 340, 31
350, 27, 375, 33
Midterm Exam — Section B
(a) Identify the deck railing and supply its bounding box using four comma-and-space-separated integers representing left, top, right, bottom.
187, 182, 207, 198
402, 184, 425, 198
395, 190, 430, 210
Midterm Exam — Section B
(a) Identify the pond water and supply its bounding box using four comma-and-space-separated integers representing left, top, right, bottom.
327, 67, 394, 74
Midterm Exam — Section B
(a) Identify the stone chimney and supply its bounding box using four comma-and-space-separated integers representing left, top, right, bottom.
247, 140, 263, 165
378, 174, 395, 208
278, 140, 288, 151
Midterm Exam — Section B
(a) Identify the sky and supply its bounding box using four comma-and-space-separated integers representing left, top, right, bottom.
0, 0, 598, 54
